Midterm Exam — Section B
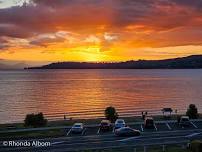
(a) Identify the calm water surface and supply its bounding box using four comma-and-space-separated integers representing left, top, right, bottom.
0, 69, 202, 123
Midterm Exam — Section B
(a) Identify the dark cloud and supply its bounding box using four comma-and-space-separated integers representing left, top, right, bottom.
0, 41, 8, 50
0, 0, 113, 37
0, 23, 35, 38
0, 44, 8, 49
171, 0, 202, 10
0, 37, 9, 50
30, 34, 66, 47
0, 0, 202, 48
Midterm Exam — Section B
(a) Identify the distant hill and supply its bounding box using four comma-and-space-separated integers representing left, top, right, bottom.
0, 63, 11, 70
26, 55, 202, 69
0, 62, 27, 70
0, 59, 49, 70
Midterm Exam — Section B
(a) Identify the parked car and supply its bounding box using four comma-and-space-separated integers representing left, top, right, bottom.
179, 116, 190, 127
144, 117, 155, 129
100, 120, 112, 131
115, 127, 141, 137
115, 119, 126, 129
71, 123, 84, 133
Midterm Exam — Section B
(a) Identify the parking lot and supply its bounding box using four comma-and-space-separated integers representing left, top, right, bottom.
66, 119, 202, 137
1, 119, 202, 152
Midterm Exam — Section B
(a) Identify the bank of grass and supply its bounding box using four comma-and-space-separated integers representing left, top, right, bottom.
81, 145, 192, 152
0, 128, 65, 140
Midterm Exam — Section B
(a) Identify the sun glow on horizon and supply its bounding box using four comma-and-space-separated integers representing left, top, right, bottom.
0, 0, 202, 62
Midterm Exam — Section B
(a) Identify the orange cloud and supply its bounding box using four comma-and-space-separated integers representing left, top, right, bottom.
0, 0, 202, 61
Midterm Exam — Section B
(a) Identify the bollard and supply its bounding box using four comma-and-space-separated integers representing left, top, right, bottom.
144, 146, 147, 152
187, 143, 190, 149
162, 145, 165, 151
182, 144, 185, 149
134, 148, 136, 152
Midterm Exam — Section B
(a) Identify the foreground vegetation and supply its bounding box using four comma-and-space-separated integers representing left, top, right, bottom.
81, 140, 202, 152
0, 104, 200, 129
81, 145, 192, 152
0, 128, 65, 140
0, 104, 201, 140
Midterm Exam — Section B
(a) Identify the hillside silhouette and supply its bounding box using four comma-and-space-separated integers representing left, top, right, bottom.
26, 55, 202, 69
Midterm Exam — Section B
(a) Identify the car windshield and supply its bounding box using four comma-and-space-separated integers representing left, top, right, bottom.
101, 122, 108, 125
146, 119, 153, 123
123, 128, 132, 131
117, 120, 124, 123
74, 125, 81, 127
182, 118, 189, 121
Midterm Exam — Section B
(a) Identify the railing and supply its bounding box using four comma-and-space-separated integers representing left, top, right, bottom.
46, 108, 187, 121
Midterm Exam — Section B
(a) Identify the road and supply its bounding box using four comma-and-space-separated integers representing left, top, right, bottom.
1, 120, 202, 151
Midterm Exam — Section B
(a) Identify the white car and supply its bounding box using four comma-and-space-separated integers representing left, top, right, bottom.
115, 119, 126, 129
179, 116, 190, 127
71, 123, 84, 133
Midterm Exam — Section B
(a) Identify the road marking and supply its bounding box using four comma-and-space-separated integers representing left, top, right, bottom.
66, 129, 72, 136
82, 128, 86, 136
190, 122, 198, 128
154, 124, 158, 131
97, 128, 100, 134
166, 123, 172, 130
119, 136, 141, 142
2, 119, 202, 134
52, 141, 65, 145
57, 135, 192, 147
62, 128, 202, 141
141, 124, 144, 132
185, 132, 201, 138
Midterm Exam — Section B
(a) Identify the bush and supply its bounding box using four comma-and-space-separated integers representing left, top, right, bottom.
186, 104, 199, 119
190, 140, 202, 152
24, 112, 47, 128
105, 106, 118, 122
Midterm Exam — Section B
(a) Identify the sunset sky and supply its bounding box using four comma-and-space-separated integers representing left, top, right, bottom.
0, 0, 202, 62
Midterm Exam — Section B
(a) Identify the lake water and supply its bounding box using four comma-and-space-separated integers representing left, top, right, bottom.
0, 69, 202, 124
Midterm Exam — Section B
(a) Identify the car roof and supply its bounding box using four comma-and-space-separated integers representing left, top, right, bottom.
116, 119, 124, 121
145, 117, 153, 120
120, 127, 132, 129
118, 127, 139, 131
101, 120, 110, 123
162, 108, 173, 112
181, 116, 189, 119
74, 123, 83, 125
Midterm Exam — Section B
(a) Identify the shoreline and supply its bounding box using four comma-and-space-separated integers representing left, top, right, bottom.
1, 113, 202, 129
1, 114, 202, 140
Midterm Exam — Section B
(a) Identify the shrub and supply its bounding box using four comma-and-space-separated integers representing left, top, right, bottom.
105, 106, 118, 122
186, 104, 199, 119
190, 140, 202, 152
24, 112, 47, 127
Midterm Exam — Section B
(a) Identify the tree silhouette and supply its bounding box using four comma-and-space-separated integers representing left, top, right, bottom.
186, 104, 199, 119
105, 106, 118, 122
